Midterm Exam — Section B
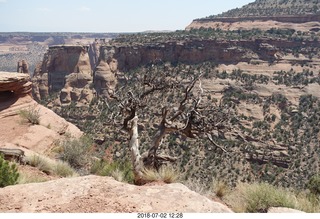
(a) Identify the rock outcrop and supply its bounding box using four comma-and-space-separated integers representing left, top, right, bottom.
0, 175, 233, 213
186, 15, 320, 32
100, 38, 317, 72
88, 39, 103, 70
0, 71, 82, 154
93, 60, 117, 99
0, 72, 32, 99
32, 45, 94, 105
17, 60, 29, 74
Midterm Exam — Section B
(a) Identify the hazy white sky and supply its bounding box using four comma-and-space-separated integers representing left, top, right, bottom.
0, 0, 254, 32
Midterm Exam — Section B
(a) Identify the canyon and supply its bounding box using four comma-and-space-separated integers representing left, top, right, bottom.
1, 0, 320, 213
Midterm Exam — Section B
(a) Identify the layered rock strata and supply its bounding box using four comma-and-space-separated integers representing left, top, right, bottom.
186, 15, 320, 31
0, 71, 82, 154
0, 72, 32, 98
32, 45, 94, 105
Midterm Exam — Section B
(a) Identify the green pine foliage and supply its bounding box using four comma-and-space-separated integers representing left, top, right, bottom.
0, 154, 20, 188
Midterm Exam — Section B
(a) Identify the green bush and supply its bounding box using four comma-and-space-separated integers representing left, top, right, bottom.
18, 106, 40, 125
307, 175, 320, 196
0, 155, 19, 187
90, 159, 134, 183
225, 182, 296, 212
245, 183, 295, 212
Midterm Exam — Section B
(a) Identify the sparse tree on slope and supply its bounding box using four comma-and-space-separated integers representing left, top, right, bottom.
110, 64, 230, 184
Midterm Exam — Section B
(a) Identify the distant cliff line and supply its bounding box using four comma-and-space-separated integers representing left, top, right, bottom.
194, 14, 320, 24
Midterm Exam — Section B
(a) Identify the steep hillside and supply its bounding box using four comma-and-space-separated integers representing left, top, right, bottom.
187, 0, 320, 31
212, 0, 320, 18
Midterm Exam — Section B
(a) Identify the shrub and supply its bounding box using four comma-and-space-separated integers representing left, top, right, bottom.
59, 136, 93, 169
307, 175, 320, 197
141, 165, 180, 184
0, 154, 19, 187
211, 179, 230, 198
224, 182, 296, 212
18, 106, 40, 125
26, 155, 52, 174
54, 161, 77, 177
25, 155, 77, 177
90, 159, 134, 183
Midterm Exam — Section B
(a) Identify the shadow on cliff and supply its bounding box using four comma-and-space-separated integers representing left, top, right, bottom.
0, 91, 19, 111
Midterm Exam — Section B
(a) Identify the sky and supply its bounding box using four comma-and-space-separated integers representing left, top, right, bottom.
0, 0, 255, 32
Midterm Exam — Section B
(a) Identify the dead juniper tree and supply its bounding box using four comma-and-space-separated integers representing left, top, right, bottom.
111, 63, 229, 184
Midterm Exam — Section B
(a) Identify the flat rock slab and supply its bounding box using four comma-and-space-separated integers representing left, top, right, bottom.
0, 175, 233, 213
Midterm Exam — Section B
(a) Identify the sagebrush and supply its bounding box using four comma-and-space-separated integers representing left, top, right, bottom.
18, 106, 40, 125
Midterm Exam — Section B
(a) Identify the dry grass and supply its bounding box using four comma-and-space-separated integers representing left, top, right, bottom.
25, 155, 77, 177
141, 165, 180, 184
25, 155, 52, 174
110, 168, 124, 182
90, 159, 134, 183
18, 106, 40, 125
54, 160, 77, 177
211, 179, 230, 198
224, 182, 320, 213
182, 178, 210, 196
18, 172, 49, 184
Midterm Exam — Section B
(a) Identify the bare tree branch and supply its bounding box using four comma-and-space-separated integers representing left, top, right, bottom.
207, 133, 229, 154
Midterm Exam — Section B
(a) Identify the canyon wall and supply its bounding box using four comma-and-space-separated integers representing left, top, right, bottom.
32, 45, 94, 105
32, 36, 319, 103
187, 15, 320, 31
100, 38, 318, 72
193, 14, 320, 24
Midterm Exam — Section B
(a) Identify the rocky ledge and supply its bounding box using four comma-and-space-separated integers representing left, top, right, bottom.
0, 72, 32, 97
0, 175, 233, 213
186, 14, 320, 32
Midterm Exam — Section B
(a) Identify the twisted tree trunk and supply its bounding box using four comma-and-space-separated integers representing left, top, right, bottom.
129, 116, 144, 184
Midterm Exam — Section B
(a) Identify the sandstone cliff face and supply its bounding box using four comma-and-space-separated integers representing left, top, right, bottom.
99, 38, 317, 72
93, 45, 118, 98
33, 34, 318, 104
88, 39, 103, 70
0, 72, 32, 99
17, 60, 29, 74
0, 72, 82, 155
32, 45, 94, 105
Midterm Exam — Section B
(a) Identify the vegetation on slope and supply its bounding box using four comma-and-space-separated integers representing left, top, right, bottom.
207, 0, 320, 18
34, 27, 320, 211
